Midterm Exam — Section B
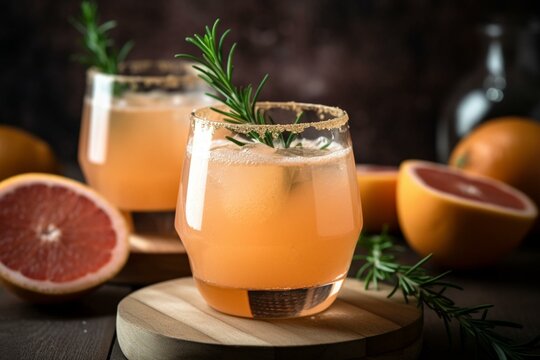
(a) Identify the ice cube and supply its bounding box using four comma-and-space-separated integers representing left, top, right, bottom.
209, 145, 290, 225
276, 146, 323, 158
313, 136, 333, 148
240, 142, 280, 161
210, 139, 234, 152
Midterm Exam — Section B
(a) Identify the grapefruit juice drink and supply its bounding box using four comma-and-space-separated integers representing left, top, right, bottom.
176, 103, 363, 318
78, 61, 209, 212
79, 96, 201, 210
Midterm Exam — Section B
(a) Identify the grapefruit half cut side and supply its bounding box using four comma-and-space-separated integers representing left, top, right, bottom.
449, 117, 540, 232
397, 161, 537, 268
356, 165, 399, 233
0, 173, 129, 302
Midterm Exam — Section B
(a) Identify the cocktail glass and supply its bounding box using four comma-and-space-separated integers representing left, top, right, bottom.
79, 60, 210, 242
175, 102, 363, 318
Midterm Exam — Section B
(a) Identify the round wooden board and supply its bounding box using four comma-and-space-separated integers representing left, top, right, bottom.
117, 277, 423, 360
112, 234, 191, 285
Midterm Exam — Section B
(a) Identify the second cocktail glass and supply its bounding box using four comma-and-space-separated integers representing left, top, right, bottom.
176, 102, 363, 318
79, 60, 210, 236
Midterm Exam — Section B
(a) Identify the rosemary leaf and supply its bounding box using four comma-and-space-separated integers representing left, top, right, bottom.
70, 0, 134, 74
355, 229, 540, 359
176, 19, 305, 149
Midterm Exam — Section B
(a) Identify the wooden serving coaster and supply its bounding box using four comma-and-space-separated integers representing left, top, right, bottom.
117, 277, 423, 360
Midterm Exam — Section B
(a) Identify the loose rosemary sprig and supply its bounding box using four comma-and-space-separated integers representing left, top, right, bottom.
355, 229, 540, 360
175, 19, 300, 148
70, 0, 134, 74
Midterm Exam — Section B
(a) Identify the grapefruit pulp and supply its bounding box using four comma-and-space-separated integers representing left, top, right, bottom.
397, 161, 536, 268
449, 117, 540, 213
356, 165, 399, 233
0, 174, 129, 302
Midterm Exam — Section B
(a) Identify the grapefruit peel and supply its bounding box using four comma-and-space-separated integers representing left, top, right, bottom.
0, 173, 129, 301
397, 161, 537, 268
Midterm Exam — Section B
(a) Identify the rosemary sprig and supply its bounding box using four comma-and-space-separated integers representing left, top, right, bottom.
355, 229, 540, 360
70, 0, 134, 74
175, 19, 300, 148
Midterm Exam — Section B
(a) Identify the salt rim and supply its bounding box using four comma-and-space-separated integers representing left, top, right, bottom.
87, 60, 202, 88
191, 102, 349, 137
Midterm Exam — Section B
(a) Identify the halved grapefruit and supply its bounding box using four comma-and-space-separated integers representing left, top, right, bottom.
397, 161, 537, 268
0, 173, 129, 302
356, 165, 399, 233
449, 117, 540, 230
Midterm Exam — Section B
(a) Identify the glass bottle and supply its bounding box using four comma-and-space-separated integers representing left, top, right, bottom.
437, 21, 540, 161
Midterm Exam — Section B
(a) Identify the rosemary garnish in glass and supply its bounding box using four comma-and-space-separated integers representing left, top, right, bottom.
70, 0, 134, 74
355, 229, 540, 360
175, 19, 302, 148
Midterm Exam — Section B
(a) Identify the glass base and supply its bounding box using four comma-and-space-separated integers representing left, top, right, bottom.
195, 277, 344, 319
130, 211, 178, 238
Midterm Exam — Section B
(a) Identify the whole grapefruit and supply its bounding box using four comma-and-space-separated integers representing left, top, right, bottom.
0, 173, 129, 302
449, 117, 540, 211
356, 165, 399, 233
397, 160, 537, 268
0, 125, 58, 180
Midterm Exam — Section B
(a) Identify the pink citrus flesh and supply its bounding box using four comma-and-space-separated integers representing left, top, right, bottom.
398, 160, 537, 268
0, 173, 129, 301
415, 166, 527, 211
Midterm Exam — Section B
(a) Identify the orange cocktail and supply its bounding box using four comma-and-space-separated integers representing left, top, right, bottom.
176, 102, 362, 318
78, 61, 209, 212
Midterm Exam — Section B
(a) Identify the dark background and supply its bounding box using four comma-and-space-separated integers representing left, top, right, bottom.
2, 0, 540, 164
2, 2, 540, 358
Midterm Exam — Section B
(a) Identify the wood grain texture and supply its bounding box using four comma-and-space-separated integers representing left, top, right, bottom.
116, 277, 422, 360
0, 284, 130, 360
110, 336, 422, 360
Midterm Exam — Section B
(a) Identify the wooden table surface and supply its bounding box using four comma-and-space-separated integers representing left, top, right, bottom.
1, 240, 539, 360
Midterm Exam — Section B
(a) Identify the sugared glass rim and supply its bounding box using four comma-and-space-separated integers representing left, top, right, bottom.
86, 59, 202, 87
190, 102, 349, 135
